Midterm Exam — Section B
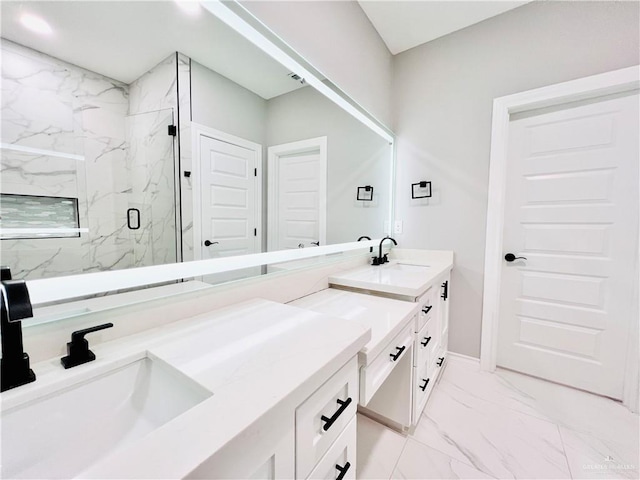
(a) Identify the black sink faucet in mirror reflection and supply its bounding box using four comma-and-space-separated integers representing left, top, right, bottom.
1, 266, 37, 392
358, 236, 372, 252
373, 236, 397, 265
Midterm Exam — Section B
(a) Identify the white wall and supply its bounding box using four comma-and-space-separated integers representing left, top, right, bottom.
240, 0, 393, 127
392, 1, 640, 357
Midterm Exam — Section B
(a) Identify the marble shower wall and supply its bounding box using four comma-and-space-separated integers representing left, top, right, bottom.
1, 42, 185, 279
0, 40, 132, 279
127, 52, 183, 267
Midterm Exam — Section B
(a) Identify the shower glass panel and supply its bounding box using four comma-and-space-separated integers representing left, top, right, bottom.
124, 109, 178, 268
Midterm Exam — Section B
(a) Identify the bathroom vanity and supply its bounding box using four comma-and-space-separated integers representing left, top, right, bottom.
294, 249, 453, 431
1, 248, 452, 478
1, 299, 369, 479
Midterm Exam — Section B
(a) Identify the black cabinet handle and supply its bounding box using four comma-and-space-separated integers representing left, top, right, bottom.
336, 462, 351, 480
204, 240, 219, 247
389, 345, 406, 361
421, 336, 432, 347
420, 378, 430, 391
441, 281, 448, 301
311, 241, 320, 246
320, 397, 352, 432
422, 305, 432, 314
437, 356, 445, 367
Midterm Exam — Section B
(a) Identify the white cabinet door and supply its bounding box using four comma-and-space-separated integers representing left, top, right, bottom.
185, 414, 294, 479
439, 273, 450, 343
497, 93, 639, 399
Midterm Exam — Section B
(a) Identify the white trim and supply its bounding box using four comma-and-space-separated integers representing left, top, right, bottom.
447, 351, 480, 364
480, 65, 640, 412
191, 122, 263, 261
267, 137, 327, 251
0, 228, 88, 236
0, 143, 85, 161
200, 0, 393, 145
26, 239, 381, 306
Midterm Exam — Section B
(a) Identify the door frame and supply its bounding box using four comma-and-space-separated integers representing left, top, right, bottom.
267, 136, 327, 252
480, 66, 640, 411
191, 122, 263, 261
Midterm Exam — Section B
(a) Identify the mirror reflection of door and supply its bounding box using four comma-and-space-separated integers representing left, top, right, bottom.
198, 131, 261, 283
267, 137, 327, 251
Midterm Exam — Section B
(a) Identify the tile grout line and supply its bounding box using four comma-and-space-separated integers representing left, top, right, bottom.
556, 423, 575, 480
387, 434, 410, 479
439, 364, 567, 427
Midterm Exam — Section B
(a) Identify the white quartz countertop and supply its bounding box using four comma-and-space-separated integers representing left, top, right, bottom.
328, 250, 453, 299
290, 289, 419, 365
1, 298, 370, 479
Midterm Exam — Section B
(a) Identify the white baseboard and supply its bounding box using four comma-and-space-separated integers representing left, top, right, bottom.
447, 351, 480, 364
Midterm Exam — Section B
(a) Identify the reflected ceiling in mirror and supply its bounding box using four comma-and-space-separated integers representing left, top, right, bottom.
0, 0, 394, 284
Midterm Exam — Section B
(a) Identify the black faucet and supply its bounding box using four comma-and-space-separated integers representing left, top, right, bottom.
61, 323, 114, 368
1, 266, 36, 392
373, 236, 397, 265
358, 236, 372, 253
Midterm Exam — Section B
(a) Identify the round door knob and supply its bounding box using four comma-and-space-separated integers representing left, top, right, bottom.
505, 253, 527, 262
204, 240, 218, 247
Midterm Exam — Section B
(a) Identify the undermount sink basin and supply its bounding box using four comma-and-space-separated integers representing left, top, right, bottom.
1, 356, 211, 479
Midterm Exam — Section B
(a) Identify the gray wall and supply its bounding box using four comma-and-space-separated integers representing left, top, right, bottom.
266, 86, 391, 244
392, 1, 640, 357
190, 60, 267, 145
241, 0, 393, 127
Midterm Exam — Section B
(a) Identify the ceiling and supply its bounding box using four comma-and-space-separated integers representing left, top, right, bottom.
358, 1, 531, 55
0, 1, 305, 99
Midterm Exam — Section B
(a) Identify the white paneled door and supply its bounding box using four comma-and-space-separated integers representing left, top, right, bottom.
267, 137, 327, 251
497, 93, 639, 399
199, 134, 260, 283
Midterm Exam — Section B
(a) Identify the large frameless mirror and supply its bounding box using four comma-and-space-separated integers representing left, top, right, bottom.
0, 0, 394, 314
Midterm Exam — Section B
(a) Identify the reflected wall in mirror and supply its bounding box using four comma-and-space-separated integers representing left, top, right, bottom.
0, 1, 393, 283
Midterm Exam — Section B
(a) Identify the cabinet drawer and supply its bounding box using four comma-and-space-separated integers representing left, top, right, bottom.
360, 322, 413, 406
306, 416, 356, 480
296, 357, 359, 480
412, 361, 435, 424
416, 287, 435, 332
414, 316, 437, 369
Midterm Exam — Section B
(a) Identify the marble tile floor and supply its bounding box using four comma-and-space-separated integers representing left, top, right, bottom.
357, 355, 639, 480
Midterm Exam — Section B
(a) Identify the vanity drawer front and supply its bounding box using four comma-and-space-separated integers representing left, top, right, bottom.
416, 287, 435, 332
360, 322, 414, 406
296, 357, 359, 480
412, 361, 436, 424
306, 416, 356, 480
414, 316, 437, 369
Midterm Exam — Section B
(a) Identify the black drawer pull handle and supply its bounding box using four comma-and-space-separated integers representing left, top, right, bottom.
390, 345, 406, 361
437, 356, 445, 367
420, 378, 430, 391
336, 461, 351, 480
421, 336, 432, 347
321, 397, 352, 432
422, 305, 432, 314
441, 281, 448, 301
